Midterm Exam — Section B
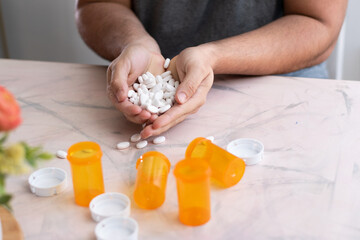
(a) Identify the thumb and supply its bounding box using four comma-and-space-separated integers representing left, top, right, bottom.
175, 66, 203, 104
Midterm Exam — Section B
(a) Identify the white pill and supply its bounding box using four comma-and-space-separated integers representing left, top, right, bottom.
145, 80, 156, 89
150, 83, 162, 93
165, 84, 176, 92
156, 75, 163, 84
174, 81, 179, 88
152, 98, 164, 108
168, 78, 175, 87
163, 58, 170, 69
163, 75, 172, 83
116, 141, 130, 150
134, 99, 139, 105
159, 104, 171, 113
154, 91, 164, 100
165, 98, 173, 106
164, 92, 174, 98
142, 74, 149, 81
140, 84, 149, 94
147, 104, 159, 114
128, 89, 136, 98
129, 97, 135, 103
153, 136, 166, 144
136, 140, 148, 149
138, 76, 144, 84
161, 71, 171, 78
130, 133, 141, 142
205, 136, 215, 143
146, 71, 155, 79
56, 150, 67, 159
137, 88, 143, 95
140, 93, 149, 106
133, 83, 140, 91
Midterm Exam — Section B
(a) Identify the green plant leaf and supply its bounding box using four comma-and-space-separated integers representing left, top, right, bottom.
0, 193, 12, 211
38, 152, 53, 160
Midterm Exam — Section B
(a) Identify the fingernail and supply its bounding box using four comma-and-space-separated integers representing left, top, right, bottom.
177, 92, 187, 104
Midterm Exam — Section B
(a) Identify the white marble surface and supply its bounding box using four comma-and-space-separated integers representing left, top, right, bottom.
2, 59, 360, 240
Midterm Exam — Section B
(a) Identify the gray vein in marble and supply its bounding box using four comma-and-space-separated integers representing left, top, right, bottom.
52, 99, 114, 110
336, 89, 352, 115
211, 83, 247, 94
17, 97, 111, 148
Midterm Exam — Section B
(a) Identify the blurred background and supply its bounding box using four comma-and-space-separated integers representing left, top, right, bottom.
0, 0, 358, 80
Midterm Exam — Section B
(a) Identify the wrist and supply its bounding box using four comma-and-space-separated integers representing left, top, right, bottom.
124, 35, 161, 55
197, 42, 220, 74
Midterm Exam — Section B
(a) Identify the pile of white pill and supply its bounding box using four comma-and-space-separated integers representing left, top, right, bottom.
117, 133, 166, 150
127, 58, 179, 114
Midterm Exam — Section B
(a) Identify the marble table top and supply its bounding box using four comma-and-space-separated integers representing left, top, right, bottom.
2, 59, 360, 240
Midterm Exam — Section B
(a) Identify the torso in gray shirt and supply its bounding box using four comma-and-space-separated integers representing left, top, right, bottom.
132, 0, 328, 78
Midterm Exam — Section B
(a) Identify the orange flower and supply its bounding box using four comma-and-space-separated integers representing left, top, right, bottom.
0, 86, 22, 131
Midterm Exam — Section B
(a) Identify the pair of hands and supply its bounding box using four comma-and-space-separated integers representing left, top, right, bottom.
107, 44, 214, 139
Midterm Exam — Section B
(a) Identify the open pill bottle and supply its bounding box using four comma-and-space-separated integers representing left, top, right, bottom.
185, 137, 246, 188
174, 159, 211, 226
133, 151, 170, 209
67, 141, 105, 207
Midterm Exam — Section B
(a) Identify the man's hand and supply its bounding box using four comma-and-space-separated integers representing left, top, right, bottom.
141, 46, 214, 138
107, 44, 165, 124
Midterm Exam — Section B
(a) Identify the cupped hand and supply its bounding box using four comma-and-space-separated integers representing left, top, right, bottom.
107, 44, 165, 124
141, 46, 214, 138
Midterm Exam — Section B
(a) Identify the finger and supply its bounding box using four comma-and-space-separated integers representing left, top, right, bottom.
108, 60, 133, 102
175, 65, 207, 104
142, 73, 213, 138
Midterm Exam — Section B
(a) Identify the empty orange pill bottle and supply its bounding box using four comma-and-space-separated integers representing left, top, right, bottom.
133, 151, 170, 209
67, 141, 105, 207
174, 159, 211, 226
186, 137, 245, 188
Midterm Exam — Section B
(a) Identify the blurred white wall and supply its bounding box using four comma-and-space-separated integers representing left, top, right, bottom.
0, 0, 359, 80
1, 0, 108, 65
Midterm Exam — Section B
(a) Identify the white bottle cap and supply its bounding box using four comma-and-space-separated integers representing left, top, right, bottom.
227, 138, 264, 165
28, 167, 67, 197
95, 216, 138, 240
90, 192, 131, 222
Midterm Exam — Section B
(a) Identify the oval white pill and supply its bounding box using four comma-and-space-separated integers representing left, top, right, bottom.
146, 71, 155, 79
159, 104, 171, 113
153, 136, 166, 144
161, 71, 171, 78
136, 140, 148, 149
138, 76, 144, 84
116, 142, 130, 150
56, 150, 67, 159
163, 58, 170, 69
147, 105, 159, 114
130, 133, 141, 142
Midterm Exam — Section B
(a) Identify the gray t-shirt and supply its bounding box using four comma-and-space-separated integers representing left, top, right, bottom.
132, 0, 328, 78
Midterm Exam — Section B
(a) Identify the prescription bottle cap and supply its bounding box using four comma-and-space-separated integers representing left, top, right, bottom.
90, 192, 131, 222
95, 216, 138, 240
226, 138, 264, 165
136, 151, 171, 172
28, 167, 67, 197
174, 159, 211, 182
67, 141, 102, 165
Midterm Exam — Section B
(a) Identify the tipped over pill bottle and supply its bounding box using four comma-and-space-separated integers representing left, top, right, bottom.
186, 137, 246, 188
134, 151, 171, 209
174, 159, 211, 226
67, 141, 105, 207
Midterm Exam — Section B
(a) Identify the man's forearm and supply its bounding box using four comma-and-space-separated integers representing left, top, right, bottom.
202, 1, 347, 76
76, 1, 160, 61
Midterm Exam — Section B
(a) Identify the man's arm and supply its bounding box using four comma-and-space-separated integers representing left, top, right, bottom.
202, 0, 348, 75
141, 0, 348, 138
76, 0, 165, 124
76, 0, 160, 60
